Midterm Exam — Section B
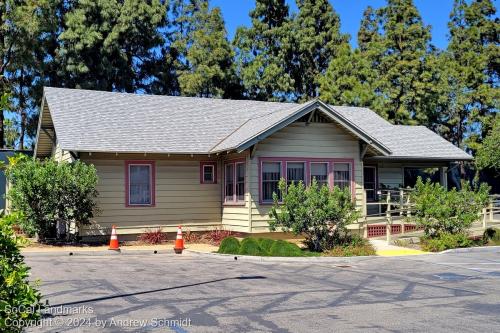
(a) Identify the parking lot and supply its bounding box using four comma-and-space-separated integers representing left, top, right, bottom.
25, 249, 500, 332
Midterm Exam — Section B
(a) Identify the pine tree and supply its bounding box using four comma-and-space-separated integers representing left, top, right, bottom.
319, 43, 382, 109
59, 0, 166, 92
233, 0, 293, 101
178, 2, 236, 97
375, 0, 433, 125
291, 0, 348, 101
440, 0, 499, 151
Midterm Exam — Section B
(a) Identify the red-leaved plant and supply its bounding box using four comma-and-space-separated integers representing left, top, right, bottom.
201, 227, 239, 246
138, 228, 168, 244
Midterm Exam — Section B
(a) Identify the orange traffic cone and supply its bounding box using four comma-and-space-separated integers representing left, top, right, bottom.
174, 225, 184, 254
109, 225, 120, 251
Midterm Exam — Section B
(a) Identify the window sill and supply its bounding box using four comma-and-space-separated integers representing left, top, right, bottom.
126, 204, 155, 208
223, 202, 246, 206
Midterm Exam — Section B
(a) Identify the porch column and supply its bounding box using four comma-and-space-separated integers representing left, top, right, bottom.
439, 166, 448, 189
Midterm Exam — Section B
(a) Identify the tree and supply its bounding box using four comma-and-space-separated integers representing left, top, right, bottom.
233, 0, 293, 101
476, 115, 500, 171
178, 2, 236, 97
291, 0, 348, 101
319, 42, 382, 108
59, 0, 166, 92
0, 0, 43, 148
5, 155, 99, 241
269, 179, 359, 252
436, 0, 499, 152
374, 0, 433, 125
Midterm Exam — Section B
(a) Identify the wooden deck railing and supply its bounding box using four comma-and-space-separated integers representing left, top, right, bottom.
362, 193, 500, 244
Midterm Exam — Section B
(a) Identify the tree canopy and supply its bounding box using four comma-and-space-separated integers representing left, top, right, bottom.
0, 0, 497, 171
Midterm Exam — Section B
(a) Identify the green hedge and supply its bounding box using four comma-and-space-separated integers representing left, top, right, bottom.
269, 240, 303, 257
218, 237, 240, 254
218, 237, 307, 257
239, 238, 266, 256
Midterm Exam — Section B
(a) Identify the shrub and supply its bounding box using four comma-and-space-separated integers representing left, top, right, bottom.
269, 179, 359, 252
483, 228, 500, 245
1, 214, 43, 332
218, 237, 240, 254
202, 227, 237, 246
257, 238, 275, 253
5, 155, 99, 241
327, 243, 376, 257
138, 228, 167, 244
184, 228, 202, 243
409, 178, 490, 238
239, 238, 266, 256
420, 232, 472, 252
268, 240, 303, 257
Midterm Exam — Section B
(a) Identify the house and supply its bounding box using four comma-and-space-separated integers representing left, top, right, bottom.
34, 87, 472, 237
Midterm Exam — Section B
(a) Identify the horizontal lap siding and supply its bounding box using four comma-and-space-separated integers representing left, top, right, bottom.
221, 152, 250, 232
377, 163, 403, 190
249, 122, 363, 232
81, 158, 222, 234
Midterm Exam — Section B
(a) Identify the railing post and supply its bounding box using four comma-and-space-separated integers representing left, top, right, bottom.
363, 216, 368, 238
482, 207, 487, 229
489, 199, 494, 222
386, 202, 392, 245
399, 189, 404, 216
406, 193, 411, 217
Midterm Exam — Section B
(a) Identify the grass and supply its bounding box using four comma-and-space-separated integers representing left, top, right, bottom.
324, 243, 376, 257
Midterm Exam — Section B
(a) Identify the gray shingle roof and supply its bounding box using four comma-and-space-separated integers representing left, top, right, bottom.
40, 87, 472, 160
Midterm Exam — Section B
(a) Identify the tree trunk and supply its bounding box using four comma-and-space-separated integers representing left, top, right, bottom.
0, 109, 4, 148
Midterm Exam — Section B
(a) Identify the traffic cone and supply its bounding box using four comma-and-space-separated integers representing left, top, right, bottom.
174, 225, 184, 254
109, 225, 120, 251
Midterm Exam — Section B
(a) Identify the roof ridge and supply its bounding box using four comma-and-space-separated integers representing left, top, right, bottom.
209, 102, 307, 152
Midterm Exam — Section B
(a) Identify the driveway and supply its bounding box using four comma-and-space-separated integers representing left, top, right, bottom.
24, 249, 500, 332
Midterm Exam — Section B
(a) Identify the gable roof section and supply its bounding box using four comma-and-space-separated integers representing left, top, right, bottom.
39, 87, 472, 161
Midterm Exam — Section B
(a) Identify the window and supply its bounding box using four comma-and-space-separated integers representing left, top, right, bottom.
404, 167, 439, 188
126, 161, 155, 206
310, 162, 328, 187
236, 162, 245, 201
286, 162, 305, 186
259, 158, 354, 203
225, 163, 234, 202
333, 163, 351, 191
224, 160, 246, 203
262, 162, 281, 202
364, 166, 377, 202
200, 162, 217, 184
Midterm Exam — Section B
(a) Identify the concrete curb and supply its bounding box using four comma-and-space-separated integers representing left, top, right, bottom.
22, 248, 179, 256
184, 249, 378, 263
440, 245, 500, 254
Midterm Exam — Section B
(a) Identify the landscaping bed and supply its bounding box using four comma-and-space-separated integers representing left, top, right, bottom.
217, 236, 376, 257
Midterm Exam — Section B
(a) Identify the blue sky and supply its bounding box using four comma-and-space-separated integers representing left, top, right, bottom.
210, 0, 486, 49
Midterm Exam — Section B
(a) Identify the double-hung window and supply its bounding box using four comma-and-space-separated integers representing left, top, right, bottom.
126, 161, 155, 206
286, 162, 305, 186
310, 162, 328, 188
333, 163, 351, 191
262, 161, 281, 202
224, 160, 245, 203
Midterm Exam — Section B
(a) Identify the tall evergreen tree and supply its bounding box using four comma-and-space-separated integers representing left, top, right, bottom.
233, 0, 293, 101
177, 2, 236, 97
59, 0, 166, 92
291, 0, 348, 101
437, 0, 499, 151
319, 42, 382, 109
375, 0, 433, 125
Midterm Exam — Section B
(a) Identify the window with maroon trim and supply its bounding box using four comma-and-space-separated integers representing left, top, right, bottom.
126, 161, 155, 206
200, 162, 217, 184
224, 160, 245, 203
310, 162, 328, 187
259, 159, 354, 203
333, 162, 351, 191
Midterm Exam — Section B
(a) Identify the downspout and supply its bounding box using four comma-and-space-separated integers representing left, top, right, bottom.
247, 153, 252, 233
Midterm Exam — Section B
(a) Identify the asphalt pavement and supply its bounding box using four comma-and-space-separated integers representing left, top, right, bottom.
23, 248, 500, 332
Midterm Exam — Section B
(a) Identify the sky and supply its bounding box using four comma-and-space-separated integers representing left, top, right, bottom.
210, 0, 488, 50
